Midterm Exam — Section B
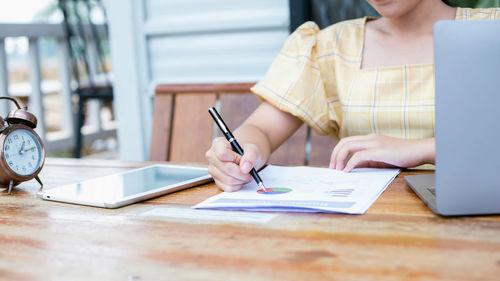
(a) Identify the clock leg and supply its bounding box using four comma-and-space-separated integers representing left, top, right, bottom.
8, 179, 13, 195
35, 176, 43, 191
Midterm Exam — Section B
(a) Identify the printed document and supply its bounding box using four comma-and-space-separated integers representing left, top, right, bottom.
194, 165, 400, 214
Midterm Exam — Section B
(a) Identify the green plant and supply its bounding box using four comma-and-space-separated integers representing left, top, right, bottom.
443, 0, 500, 7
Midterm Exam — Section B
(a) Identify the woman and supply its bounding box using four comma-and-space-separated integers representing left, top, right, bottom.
205, 0, 500, 192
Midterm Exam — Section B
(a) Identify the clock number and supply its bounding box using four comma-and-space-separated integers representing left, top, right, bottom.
7, 139, 12, 144
13, 135, 18, 140
5, 153, 8, 159
8, 161, 13, 166
32, 155, 35, 160
5, 145, 9, 151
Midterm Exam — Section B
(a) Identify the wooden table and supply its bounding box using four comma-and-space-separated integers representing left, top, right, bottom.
1, 158, 499, 281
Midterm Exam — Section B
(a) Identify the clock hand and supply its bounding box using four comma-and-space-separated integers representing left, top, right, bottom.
22, 147, 36, 153
18, 140, 25, 155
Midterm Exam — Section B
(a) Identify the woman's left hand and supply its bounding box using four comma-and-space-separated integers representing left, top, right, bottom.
329, 134, 435, 172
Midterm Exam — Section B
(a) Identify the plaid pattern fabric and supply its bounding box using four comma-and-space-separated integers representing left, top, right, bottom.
251, 7, 500, 140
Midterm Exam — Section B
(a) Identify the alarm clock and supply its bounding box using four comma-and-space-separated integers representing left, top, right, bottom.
0, 97, 45, 195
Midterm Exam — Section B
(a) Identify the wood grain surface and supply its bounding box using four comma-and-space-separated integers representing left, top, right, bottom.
169, 93, 217, 162
150, 93, 174, 161
1, 158, 499, 281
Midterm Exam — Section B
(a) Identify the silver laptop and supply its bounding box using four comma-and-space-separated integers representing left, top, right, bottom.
405, 20, 500, 216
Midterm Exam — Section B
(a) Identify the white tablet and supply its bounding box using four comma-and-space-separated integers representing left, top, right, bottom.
38, 164, 212, 208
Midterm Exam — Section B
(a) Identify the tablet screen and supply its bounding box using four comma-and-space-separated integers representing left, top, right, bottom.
40, 165, 211, 206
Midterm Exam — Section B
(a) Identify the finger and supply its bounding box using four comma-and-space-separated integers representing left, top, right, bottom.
344, 150, 374, 172
334, 140, 372, 171
240, 145, 260, 174
214, 178, 242, 192
345, 159, 397, 171
208, 165, 249, 188
223, 161, 253, 182
330, 135, 372, 169
353, 161, 371, 168
207, 149, 252, 182
212, 139, 242, 163
330, 140, 346, 169
364, 161, 399, 169
208, 164, 249, 185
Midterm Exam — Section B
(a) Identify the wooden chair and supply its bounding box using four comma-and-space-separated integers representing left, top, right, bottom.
150, 83, 336, 166
59, 0, 113, 158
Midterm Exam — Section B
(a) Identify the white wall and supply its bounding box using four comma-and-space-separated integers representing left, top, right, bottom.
146, 0, 290, 83
107, 0, 290, 160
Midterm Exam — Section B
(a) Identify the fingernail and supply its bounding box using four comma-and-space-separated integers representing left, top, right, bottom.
242, 161, 252, 173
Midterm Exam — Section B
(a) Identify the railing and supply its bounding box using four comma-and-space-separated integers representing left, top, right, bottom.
0, 23, 116, 154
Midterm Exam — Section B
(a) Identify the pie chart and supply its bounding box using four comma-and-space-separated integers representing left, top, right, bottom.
256, 187, 292, 195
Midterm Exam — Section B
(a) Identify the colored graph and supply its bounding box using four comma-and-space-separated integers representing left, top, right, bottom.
257, 187, 292, 195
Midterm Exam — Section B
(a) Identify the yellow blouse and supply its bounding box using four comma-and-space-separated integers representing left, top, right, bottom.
251, 7, 500, 140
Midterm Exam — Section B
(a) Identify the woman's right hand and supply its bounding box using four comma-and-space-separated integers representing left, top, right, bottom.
205, 137, 261, 192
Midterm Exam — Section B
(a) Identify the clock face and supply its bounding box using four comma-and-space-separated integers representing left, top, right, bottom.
3, 129, 43, 176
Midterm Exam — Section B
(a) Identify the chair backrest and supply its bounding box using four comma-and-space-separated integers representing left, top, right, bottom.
150, 83, 336, 166
58, 0, 111, 88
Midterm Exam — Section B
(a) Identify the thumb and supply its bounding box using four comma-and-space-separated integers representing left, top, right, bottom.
239, 145, 259, 174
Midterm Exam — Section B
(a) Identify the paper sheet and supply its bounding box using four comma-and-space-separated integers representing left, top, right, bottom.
194, 165, 400, 214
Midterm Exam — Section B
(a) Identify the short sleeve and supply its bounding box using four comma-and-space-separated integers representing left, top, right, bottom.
456, 7, 500, 20
251, 21, 339, 138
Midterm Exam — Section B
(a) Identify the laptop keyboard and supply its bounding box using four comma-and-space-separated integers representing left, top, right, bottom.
426, 186, 436, 197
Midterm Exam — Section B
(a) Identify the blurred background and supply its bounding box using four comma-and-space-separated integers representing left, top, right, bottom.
0, 0, 498, 161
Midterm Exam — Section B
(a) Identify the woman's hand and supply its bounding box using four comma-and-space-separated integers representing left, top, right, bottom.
205, 137, 262, 192
329, 134, 435, 172
205, 102, 303, 192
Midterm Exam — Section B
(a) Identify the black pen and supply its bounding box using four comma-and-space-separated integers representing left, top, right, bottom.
208, 107, 267, 192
